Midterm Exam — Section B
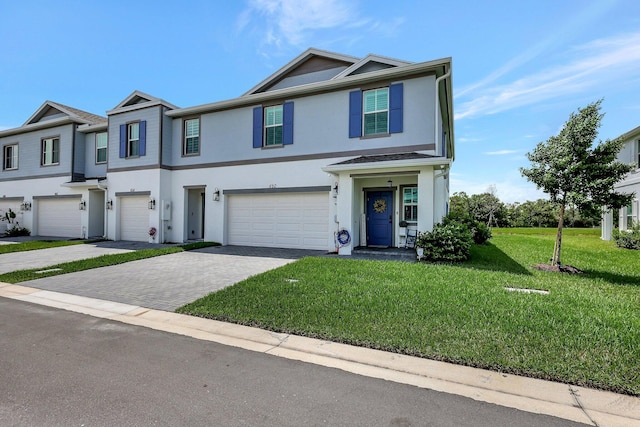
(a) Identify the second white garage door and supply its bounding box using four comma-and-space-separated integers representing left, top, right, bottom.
37, 198, 81, 238
119, 196, 149, 242
227, 192, 329, 250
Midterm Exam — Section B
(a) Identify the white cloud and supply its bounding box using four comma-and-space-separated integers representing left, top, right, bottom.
485, 149, 518, 156
456, 31, 640, 120
241, 0, 363, 48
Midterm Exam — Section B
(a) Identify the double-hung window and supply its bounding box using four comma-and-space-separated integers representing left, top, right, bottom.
127, 123, 140, 157
264, 105, 284, 146
349, 83, 403, 138
96, 132, 107, 164
626, 204, 634, 228
41, 137, 60, 166
3, 144, 18, 170
363, 88, 389, 136
119, 121, 146, 158
403, 187, 418, 222
253, 102, 293, 148
183, 118, 200, 156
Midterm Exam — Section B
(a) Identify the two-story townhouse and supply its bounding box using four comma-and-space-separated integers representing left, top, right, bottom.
1, 48, 454, 255
0, 101, 107, 238
161, 48, 453, 254
602, 125, 640, 239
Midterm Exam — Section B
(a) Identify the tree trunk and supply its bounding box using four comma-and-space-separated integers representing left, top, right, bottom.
552, 203, 565, 266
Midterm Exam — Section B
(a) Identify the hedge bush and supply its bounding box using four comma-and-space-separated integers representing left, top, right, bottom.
443, 213, 492, 245
612, 222, 640, 250
416, 222, 472, 262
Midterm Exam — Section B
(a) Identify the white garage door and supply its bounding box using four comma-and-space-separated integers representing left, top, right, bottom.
37, 198, 82, 238
227, 192, 329, 250
119, 196, 149, 242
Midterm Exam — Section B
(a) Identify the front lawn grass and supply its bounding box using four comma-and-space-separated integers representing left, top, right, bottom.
177, 231, 640, 396
0, 241, 219, 283
0, 239, 86, 254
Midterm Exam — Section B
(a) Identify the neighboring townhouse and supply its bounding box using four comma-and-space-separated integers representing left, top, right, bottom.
0, 48, 454, 255
601, 125, 640, 240
0, 101, 107, 238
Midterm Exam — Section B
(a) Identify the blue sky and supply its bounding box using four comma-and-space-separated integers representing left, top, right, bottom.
2, 0, 639, 203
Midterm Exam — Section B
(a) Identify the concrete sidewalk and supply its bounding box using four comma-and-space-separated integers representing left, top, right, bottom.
1, 282, 638, 427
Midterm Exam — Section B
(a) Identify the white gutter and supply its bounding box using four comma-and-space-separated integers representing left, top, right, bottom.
0, 117, 77, 138
434, 65, 451, 158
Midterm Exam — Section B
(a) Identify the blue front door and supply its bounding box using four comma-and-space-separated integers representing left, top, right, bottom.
366, 191, 393, 247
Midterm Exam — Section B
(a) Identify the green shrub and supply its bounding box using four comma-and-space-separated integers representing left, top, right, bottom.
443, 212, 492, 245
612, 222, 640, 250
416, 222, 472, 262
4, 225, 31, 237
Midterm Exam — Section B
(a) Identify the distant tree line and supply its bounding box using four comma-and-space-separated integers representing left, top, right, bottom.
449, 191, 601, 228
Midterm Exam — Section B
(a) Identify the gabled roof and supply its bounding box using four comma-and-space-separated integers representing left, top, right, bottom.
242, 48, 360, 96
24, 101, 106, 127
330, 152, 438, 166
107, 90, 179, 115
331, 54, 411, 80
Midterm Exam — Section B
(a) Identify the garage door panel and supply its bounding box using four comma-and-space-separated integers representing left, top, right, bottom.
228, 193, 329, 250
38, 199, 81, 238
119, 197, 149, 242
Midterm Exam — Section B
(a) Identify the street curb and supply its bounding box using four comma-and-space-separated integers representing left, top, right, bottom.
2, 282, 638, 426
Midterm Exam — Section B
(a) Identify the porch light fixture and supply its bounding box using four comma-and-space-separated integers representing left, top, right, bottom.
333, 183, 339, 195
213, 188, 220, 201
387, 180, 393, 187
79, 200, 86, 210
20, 201, 32, 211
106, 199, 113, 210
148, 198, 156, 210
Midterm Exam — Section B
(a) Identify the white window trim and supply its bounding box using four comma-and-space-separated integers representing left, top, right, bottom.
95, 132, 107, 164
3, 143, 18, 170
41, 137, 60, 166
264, 105, 283, 146
183, 118, 200, 156
127, 123, 139, 157
402, 186, 418, 223
363, 87, 389, 136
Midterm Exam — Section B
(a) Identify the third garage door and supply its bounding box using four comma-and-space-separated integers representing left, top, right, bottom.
227, 192, 329, 250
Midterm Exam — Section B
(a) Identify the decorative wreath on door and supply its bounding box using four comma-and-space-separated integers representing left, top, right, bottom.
373, 199, 387, 213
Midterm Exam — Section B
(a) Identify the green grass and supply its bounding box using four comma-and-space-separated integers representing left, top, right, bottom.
492, 227, 601, 236
0, 239, 86, 254
0, 241, 219, 283
178, 231, 640, 396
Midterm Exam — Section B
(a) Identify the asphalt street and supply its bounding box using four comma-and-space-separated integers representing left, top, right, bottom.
0, 298, 586, 427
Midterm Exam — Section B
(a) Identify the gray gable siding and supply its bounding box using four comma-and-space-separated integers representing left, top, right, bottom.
0, 123, 74, 182
108, 106, 162, 170
84, 132, 108, 178
167, 74, 436, 168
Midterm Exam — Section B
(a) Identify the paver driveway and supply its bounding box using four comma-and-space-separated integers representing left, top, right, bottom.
17, 246, 311, 311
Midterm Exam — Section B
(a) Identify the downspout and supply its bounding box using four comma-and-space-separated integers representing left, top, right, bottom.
434, 66, 451, 157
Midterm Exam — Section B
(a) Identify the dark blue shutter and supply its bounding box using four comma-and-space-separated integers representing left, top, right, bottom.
389, 83, 403, 134
348, 90, 362, 138
119, 124, 126, 158
282, 101, 294, 145
139, 120, 147, 156
253, 106, 263, 148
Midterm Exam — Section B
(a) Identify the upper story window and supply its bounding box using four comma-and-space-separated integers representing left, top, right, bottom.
252, 102, 294, 148
363, 88, 389, 136
183, 118, 200, 156
3, 144, 18, 170
264, 105, 283, 146
403, 186, 418, 222
41, 137, 60, 166
128, 122, 140, 157
118, 121, 146, 158
349, 83, 403, 138
96, 132, 107, 164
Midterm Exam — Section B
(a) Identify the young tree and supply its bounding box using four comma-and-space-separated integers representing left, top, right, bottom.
520, 100, 633, 266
